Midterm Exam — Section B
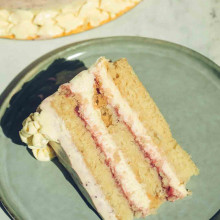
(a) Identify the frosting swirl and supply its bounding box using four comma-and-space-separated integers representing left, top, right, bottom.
19, 112, 56, 161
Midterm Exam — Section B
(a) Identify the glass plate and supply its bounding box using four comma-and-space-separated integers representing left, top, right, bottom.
0, 36, 220, 220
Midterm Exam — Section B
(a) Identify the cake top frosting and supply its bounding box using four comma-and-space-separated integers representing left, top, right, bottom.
0, 0, 141, 39
0, 0, 75, 9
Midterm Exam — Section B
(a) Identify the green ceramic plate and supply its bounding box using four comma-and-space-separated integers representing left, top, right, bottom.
0, 37, 220, 220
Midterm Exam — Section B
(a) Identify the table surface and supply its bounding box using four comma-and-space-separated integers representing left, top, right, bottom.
0, 0, 219, 219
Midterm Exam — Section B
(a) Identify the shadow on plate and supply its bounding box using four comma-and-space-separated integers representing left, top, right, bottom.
210, 209, 220, 220
1, 58, 86, 146
0, 59, 101, 220
0, 201, 14, 220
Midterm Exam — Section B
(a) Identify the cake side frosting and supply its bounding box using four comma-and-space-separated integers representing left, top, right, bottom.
0, 0, 141, 39
21, 96, 118, 220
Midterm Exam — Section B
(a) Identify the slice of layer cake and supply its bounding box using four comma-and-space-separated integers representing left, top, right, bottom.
19, 57, 199, 220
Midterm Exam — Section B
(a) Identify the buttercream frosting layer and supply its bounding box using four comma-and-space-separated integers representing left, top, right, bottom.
90, 57, 188, 200
31, 97, 118, 220
68, 70, 150, 215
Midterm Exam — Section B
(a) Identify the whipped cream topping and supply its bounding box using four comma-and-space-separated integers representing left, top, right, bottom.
90, 57, 188, 200
39, 97, 118, 220
0, 0, 141, 39
68, 70, 150, 215
19, 112, 56, 161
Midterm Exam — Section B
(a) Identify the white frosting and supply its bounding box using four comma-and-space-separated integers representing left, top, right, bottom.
90, 57, 188, 199
37, 22, 63, 38
19, 112, 56, 161
100, 0, 137, 15
0, 9, 9, 19
69, 70, 150, 214
20, 112, 48, 148
10, 21, 38, 39
56, 12, 83, 33
0, 0, 141, 39
39, 97, 118, 220
33, 10, 58, 25
32, 145, 56, 161
0, 9, 10, 35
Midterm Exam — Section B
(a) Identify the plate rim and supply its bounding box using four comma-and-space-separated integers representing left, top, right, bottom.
0, 36, 220, 220
1, 36, 220, 118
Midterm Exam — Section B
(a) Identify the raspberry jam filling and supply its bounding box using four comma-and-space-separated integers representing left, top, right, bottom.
61, 84, 150, 216
75, 103, 149, 216
92, 64, 187, 200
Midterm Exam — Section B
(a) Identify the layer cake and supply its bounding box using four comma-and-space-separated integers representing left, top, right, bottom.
20, 57, 199, 219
